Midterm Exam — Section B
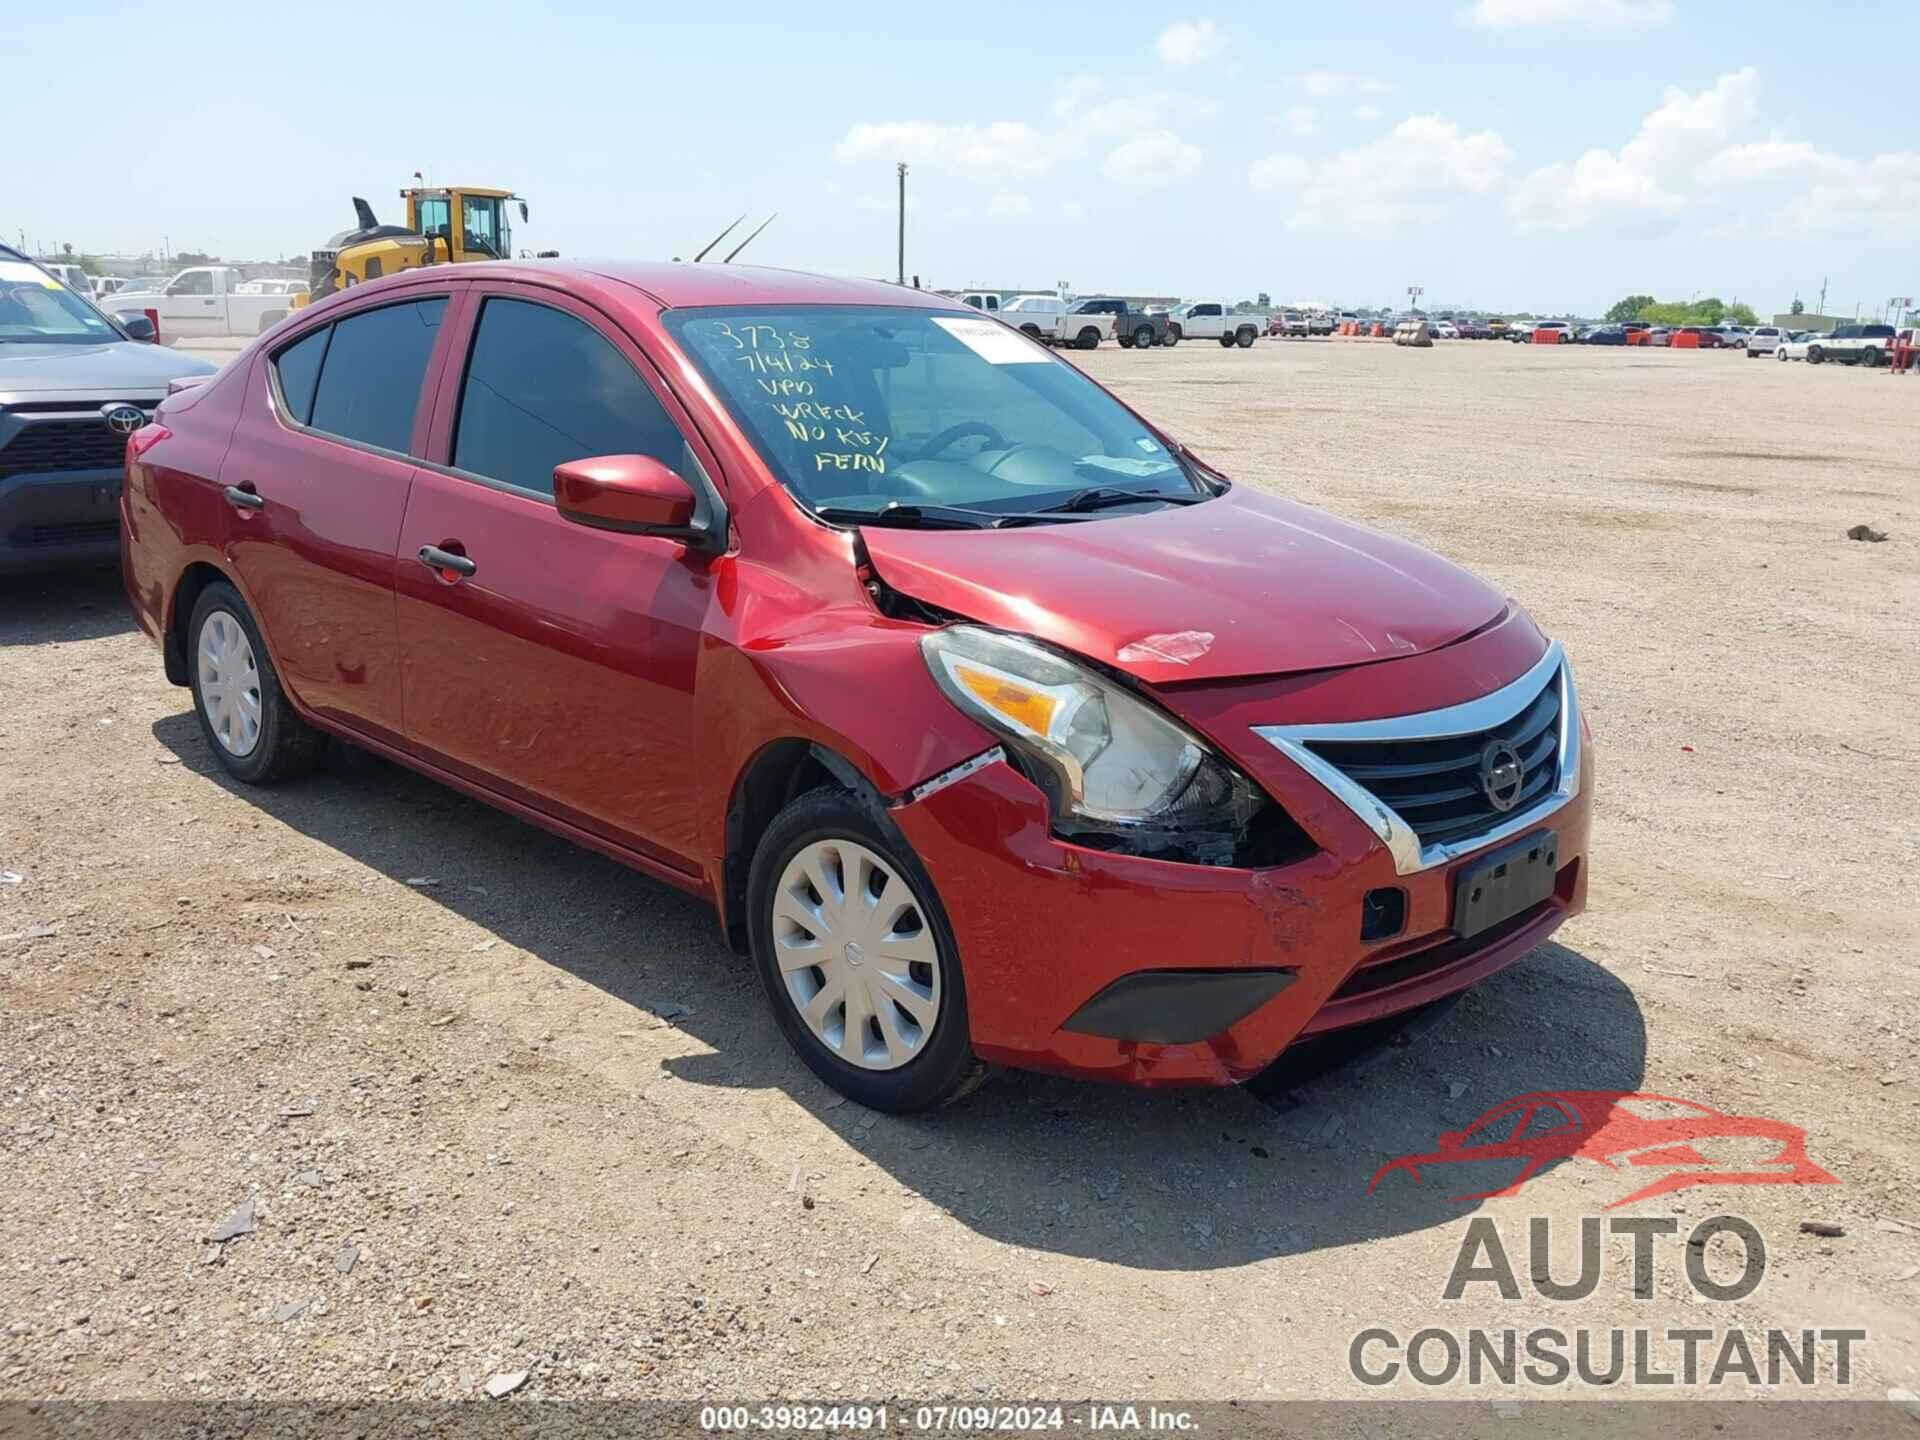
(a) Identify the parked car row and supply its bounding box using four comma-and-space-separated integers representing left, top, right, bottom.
958, 293, 1265, 351
1773, 324, 1898, 365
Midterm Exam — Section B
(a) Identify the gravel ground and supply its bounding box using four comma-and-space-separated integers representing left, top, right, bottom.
1, 336, 1915, 1408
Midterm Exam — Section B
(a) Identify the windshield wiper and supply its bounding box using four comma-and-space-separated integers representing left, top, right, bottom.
1028, 485, 1208, 516
815, 501, 1103, 531
815, 502, 1000, 530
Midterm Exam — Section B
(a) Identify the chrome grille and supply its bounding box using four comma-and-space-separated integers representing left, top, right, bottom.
1305, 675, 1560, 848
1254, 643, 1580, 876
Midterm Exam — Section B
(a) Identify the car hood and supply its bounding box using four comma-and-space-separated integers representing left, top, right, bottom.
0, 341, 218, 395
861, 485, 1508, 684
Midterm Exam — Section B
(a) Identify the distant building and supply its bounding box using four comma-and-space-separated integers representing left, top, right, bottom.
1774, 312, 1845, 333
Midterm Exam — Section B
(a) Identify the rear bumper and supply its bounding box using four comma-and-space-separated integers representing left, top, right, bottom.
889, 742, 1591, 1088
0, 468, 123, 574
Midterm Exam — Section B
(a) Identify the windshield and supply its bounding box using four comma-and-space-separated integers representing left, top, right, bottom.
664, 305, 1203, 519
0, 261, 124, 345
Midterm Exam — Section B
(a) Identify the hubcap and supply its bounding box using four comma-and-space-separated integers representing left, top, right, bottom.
770, 839, 940, 1071
197, 609, 262, 757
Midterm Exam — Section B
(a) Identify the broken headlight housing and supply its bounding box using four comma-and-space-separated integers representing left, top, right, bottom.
920, 626, 1311, 866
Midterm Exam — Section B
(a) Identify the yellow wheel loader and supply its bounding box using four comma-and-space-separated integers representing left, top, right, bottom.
291, 187, 538, 309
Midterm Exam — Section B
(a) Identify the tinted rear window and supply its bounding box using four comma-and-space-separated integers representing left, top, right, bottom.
306, 297, 447, 453
272, 327, 330, 425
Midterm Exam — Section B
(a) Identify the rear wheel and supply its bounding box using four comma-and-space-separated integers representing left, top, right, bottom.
1777, 347, 1788, 361
1134, 325, 1155, 349
1164, 325, 1182, 347
1863, 346, 1883, 368
1076, 327, 1101, 350
1808, 345, 1824, 364
748, 788, 981, 1113
187, 582, 320, 784
1236, 327, 1256, 348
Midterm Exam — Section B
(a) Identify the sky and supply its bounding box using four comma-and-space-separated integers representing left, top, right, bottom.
6, 0, 1917, 318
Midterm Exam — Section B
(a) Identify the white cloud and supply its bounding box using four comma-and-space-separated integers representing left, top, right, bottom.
1155, 18, 1225, 67
1282, 105, 1320, 137
1777, 151, 1920, 232
987, 191, 1033, 217
1250, 154, 1311, 189
1510, 67, 1757, 229
1104, 130, 1203, 184
1704, 139, 1851, 184
1465, 0, 1673, 30
1056, 75, 1223, 138
1292, 70, 1394, 100
835, 120, 1052, 176
1299, 114, 1513, 222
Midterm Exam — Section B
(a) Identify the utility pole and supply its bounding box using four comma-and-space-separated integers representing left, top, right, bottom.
896, 162, 907, 286
1816, 276, 1827, 318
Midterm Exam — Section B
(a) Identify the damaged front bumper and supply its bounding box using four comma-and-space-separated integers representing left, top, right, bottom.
887, 736, 1592, 1088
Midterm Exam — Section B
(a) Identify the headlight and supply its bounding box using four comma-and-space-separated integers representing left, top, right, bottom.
921, 626, 1302, 864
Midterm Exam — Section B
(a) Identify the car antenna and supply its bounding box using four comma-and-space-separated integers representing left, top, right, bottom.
691, 214, 746, 263
723, 214, 776, 263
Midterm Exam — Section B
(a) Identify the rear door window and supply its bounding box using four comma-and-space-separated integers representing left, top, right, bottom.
305, 297, 447, 453
450, 296, 688, 497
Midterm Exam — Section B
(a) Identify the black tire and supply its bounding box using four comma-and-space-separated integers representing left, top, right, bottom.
1235, 327, 1256, 348
1747, 346, 1760, 358
1076, 327, 1100, 350
1117, 334, 1134, 349
1218, 334, 1235, 348
1808, 345, 1824, 364
1164, 324, 1182, 346
1019, 324, 1043, 340
186, 581, 320, 784
1863, 347, 1883, 368
747, 787, 983, 1113
1134, 325, 1154, 349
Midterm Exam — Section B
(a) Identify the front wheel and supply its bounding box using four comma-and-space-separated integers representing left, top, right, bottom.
187, 581, 320, 784
1164, 325, 1182, 346
1808, 346, 1824, 364
1218, 334, 1235, 348
1778, 348, 1788, 361
748, 788, 982, 1113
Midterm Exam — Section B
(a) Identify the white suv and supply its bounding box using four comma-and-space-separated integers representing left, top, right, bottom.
1746, 326, 1786, 357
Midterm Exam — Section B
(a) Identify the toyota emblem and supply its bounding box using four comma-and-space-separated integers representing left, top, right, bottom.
101, 403, 146, 435
1478, 739, 1526, 813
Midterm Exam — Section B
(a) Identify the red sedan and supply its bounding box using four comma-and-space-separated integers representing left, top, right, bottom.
121, 261, 1592, 1112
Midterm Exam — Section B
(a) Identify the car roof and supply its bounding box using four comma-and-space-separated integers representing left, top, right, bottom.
321, 259, 962, 313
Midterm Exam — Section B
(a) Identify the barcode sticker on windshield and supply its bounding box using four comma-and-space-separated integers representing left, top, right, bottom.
933, 316, 1050, 364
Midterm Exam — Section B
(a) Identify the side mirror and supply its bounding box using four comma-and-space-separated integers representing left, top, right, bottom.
518, 200, 529, 223
554, 454, 716, 550
120, 313, 156, 343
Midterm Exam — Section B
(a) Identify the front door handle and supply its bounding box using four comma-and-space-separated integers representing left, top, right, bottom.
418, 544, 477, 578
223, 484, 264, 511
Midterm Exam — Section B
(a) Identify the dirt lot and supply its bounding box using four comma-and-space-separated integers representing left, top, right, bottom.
2, 337, 1916, 1410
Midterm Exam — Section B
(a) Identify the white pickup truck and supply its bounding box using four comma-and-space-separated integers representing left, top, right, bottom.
957, 292, 1114, 350
97, 266, 294, 341
1168, 301, 1260, 348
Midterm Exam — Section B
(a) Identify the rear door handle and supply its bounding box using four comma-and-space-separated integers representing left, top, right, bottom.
418, 544, 477, 578
223, 484, 264, 511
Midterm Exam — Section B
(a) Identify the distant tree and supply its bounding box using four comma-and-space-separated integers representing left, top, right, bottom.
1606, 294, 1656, 323
1790, 296, 1806, 315
1725, 302, 1759, 326
174, 250, 219, 267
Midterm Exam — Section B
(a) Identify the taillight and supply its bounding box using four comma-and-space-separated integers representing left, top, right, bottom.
144, 307, 161, 345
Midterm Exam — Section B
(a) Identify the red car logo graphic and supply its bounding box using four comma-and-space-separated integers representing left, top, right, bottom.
1367, 1091, 1837, 1209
